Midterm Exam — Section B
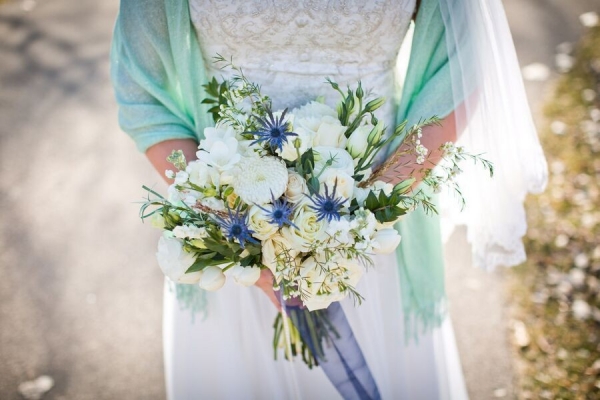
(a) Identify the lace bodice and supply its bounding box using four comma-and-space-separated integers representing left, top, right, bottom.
189, 0, 415, 115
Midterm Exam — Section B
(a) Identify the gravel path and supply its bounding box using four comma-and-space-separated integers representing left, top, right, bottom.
0, 0, 597, 399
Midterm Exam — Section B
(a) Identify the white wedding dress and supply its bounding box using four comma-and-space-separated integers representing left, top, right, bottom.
163, 1, 469, 399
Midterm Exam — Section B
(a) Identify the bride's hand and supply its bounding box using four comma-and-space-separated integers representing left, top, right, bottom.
255, 269, 281, 310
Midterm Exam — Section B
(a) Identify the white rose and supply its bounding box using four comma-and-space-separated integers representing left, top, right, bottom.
346, 125, 373, 158
312, 116, 348, 148
261, 234, 297, 275
286, 171, 308, 203
372, 229, 402, 254
318, 169, 354, 201
228, 264, 261, 287
313, 146, 355, 176
156, 233, 196, 282
197, 265, 226, 291
292, 101, 338, 121
276, 127, 313, 162
247, 205, 279, 240
282, 207, 328, 252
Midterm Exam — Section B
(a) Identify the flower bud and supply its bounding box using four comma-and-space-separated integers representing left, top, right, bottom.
364, 97, 385, 113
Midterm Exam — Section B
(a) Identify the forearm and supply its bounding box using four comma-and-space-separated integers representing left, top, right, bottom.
380, 111, 457, 186
145, 139, 199, 183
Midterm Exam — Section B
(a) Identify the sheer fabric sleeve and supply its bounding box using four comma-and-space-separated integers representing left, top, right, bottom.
395, 0, 548, 270
110, 0, 211, 152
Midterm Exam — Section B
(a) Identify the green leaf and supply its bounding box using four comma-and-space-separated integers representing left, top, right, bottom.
364, 191, 379, 210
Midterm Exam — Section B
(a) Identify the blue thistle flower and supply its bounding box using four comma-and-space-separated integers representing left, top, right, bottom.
306, 180, 347, 222
256, 193, 298, 229
249, 108, 298, 152
214, 204, 258, 249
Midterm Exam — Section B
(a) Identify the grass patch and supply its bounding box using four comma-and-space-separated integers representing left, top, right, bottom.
510, 25, 600, 399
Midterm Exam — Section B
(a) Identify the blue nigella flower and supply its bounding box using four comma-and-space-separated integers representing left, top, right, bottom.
215, 204, 258, 249
249, 108, 298, 152
306, 180, 347, 223
256, 193, 298, 229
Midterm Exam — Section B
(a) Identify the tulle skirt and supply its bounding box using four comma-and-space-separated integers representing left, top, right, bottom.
163, 251, 469, 400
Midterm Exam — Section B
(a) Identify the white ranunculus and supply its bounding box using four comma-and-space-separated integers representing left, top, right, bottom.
286, 171, 308, 203
282, 207, 328, 252
199, 126, 237, 151
318, 169, 354, 201
312, 116, 348, 148
232, 156, 289, 205
247, 205, 279, 241
372, 229, 402, 254
276, 126, 313, 162
202, 137, 241, 172
156, 233, 196, 282
228, 264, 261, 287
197, 265, 226, 291
313, 146, 355, 176
346, 124, 372, 158
261, 234, 296, 274
172, 225, 207, 240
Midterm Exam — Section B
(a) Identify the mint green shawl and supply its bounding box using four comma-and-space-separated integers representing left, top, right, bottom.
111, 0, 454, 336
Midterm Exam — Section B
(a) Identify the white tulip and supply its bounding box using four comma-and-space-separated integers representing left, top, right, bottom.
228, 265, 261, 287
156, 233, 196, 282
197, 265, 226, 291
282, 207, 328, 252
346, 124, 371, 158
177, 271, 204, 284
372, 229, 402, 254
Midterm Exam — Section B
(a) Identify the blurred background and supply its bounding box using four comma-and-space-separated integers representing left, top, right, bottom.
0, 0, 599, 399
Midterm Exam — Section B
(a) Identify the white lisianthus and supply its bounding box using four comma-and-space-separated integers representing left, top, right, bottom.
199, 126, 237, 151
156, 232, 196, 282
276, 127, 313, 162
353, 186, 370, 206
282, 207, 328, 252
313, 146, 355, 176
232, 156, 288, 205
262, 234, 297, 275
174, 170, 189, 185
318, 169, 354, 201
202, 137, 241, 172
372, 180, 394, 196
346, 124, 372, 158
186, 160, 219, 188
312, 116, 348, 148
228, 264, 261, 287
197, 265, 226, 291
172, 225, 207, 240
286, 171, 309, 203
247, 205, 279, 240
372, 229, 402, 254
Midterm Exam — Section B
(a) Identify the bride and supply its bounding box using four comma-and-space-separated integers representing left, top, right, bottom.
111, 0, 547, 398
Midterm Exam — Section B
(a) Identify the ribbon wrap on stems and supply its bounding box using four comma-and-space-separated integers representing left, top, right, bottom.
283, 301, 381, 400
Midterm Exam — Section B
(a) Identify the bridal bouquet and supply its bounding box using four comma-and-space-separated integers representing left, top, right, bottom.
140, 57, 492, 367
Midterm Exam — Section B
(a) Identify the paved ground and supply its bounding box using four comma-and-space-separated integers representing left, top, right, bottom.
0, 0, 597, 399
